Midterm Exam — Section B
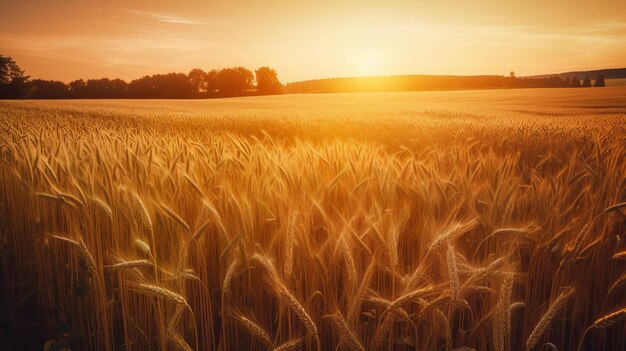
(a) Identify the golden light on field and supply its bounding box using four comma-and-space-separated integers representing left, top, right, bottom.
1, 0, 626, 350
1, 88, 626, 350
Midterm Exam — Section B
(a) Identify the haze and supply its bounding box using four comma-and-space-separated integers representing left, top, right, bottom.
1, 0, 625, 83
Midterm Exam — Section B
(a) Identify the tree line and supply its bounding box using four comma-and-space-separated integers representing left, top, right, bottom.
0, 54, 283, 99
285, 73, 606, 94
564, 76, 606, 88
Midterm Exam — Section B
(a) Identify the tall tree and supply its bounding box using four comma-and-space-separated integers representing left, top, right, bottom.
188, 68, 207, 92
570, 76, 581, 88
255, 67, 282, 94
0, 54, 29, 98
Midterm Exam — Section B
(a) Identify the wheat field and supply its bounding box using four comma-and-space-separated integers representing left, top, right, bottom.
1, 88, 625, 350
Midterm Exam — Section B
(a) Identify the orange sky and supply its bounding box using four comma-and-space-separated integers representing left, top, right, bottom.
1, 0, 625, 83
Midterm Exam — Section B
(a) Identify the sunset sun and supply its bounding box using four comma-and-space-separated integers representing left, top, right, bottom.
353, 50, 386, 76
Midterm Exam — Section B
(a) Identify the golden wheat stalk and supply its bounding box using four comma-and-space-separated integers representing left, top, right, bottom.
427, 218, 479, 255
593, 308, 626, 328
446, 244, 460, 303
382, 285, 439, 317
272, 337, 305, 351
324, 313, 365, 351
253, 253, 318, 337
132, 283, 190, 309
230, 310, 273, 347
50, 234, 96, 274
134, 239, 152, 256
90, 196, 113, 218
159, 203, 191, 231
494, 274, 514, 351
105, 259, 154, 270
526, 288, 576, 350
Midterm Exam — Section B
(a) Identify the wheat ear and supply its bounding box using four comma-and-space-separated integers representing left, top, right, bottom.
526, 288, 576, 350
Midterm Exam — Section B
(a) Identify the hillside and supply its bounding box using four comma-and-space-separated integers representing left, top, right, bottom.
284, 74, 567, 94
528, 67, 626, 80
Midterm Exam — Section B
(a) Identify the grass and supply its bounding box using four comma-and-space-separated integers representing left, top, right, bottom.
1, 87, 625, 350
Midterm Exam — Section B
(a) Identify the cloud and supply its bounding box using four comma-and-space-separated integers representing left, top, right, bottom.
126, 9, 207, 25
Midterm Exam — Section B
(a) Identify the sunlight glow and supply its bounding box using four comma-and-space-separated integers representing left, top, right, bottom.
1, 0, 625, 82
352, 50, 386, 76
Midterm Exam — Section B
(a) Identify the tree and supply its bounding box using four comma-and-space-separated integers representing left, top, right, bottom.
509, 71, 515, 78
0, 54, 29, 98
582, 76, 592, 87
594, 75, 606, 87
128, 73, 192, 98
255, 67, 282, 94
128, 75, 155, 98
28, 79, 68, 99
570, 76, 581, 88
109, 79, 129, 98
205, 70, 219, 93
69, 79, 87, 98
216, 67, 253, 95
564, 77, 571, 87
188, 68, 207, 92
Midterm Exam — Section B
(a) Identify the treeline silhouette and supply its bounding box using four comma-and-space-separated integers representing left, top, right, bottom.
529, 67, 626, 80
0, 54, 282, 99
1, 53, 610, 99
284, 73, 606, 94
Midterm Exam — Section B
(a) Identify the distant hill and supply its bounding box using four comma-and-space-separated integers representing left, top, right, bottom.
527, 68, 626, 80
284, 74, 568, 94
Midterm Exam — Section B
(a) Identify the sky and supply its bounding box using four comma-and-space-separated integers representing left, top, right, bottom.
1, 0, 625, 83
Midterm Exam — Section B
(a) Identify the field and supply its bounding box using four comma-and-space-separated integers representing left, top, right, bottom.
1, 87, 625, 350
606, 78, 626, 87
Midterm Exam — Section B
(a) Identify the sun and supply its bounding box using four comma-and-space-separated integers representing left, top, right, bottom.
352, 50, 385, 76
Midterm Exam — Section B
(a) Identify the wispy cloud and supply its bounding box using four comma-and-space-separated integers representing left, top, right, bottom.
126, 9, 207, 25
